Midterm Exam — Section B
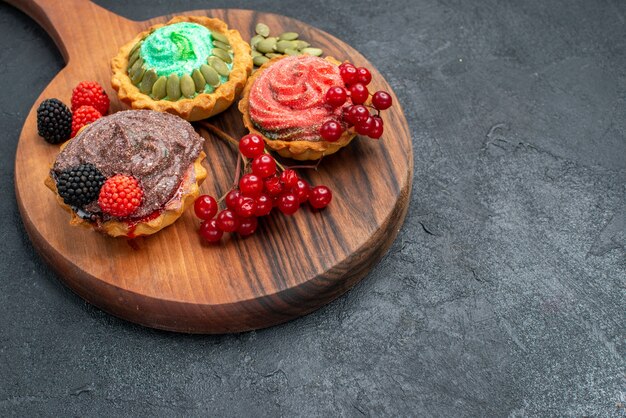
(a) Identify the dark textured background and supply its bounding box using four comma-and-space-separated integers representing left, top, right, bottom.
1, 0, 624, 416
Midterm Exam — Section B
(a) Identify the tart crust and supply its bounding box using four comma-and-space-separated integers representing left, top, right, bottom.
44, 152, 207, 238
239, 55, 357, 161
111, 16, 252, 121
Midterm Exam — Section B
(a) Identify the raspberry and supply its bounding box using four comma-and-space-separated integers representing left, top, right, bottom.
71, 81, 109, 115
36, 98, 72, 144
55, 163, 105, 207
71, 105, 102, 138
97, 174, 143, 218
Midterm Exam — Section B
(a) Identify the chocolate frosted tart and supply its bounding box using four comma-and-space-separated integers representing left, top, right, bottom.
111, 16, 252, 121
239, 55, 357, 161
45, 110, 207, 238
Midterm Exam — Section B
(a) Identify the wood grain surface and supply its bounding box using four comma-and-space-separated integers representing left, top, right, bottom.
10, 0, 413, 333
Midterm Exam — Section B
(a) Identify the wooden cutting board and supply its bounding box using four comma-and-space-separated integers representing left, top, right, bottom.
10, 0, 413, 333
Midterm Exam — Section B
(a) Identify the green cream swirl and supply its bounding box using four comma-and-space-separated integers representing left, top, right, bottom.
140, 22, 214, 77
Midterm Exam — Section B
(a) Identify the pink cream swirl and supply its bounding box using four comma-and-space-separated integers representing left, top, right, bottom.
249, 56, 346, 142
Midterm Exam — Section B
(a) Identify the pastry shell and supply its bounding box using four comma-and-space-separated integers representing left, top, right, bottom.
45, 152, 207, 238
111, 16, 253, 121
239, 55, 357, 161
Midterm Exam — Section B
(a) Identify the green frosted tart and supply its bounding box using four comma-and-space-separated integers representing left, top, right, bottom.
112, 16, 253, 121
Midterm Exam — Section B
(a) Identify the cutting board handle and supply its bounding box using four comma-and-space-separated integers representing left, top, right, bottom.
6, 0, 131, 62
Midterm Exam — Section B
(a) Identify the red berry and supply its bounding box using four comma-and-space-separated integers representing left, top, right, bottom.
340, 64, 358, 85
254, 193, 273, 216
239, 174, 263, 197
372, 91, 392, 110
292, 179, 310, 203
264, 176, 283, 196
349, 83, 369, 105
369, 116, 384, 139
339, 62, 352, 70
71, 81, 109, 114
356, 116, 376, 136
216, 209, 239, 232
237, 217, 258, 236
199, 219, 223, 242
356, 67, 372, 85
225, 189, 242, 210
194, 195, 218, 220
319, 120, 343, 142
280, 169, 298, 189
309, 185, 332, 209
348, 105, 370, 125
97, 174, 143, 217
278, 193, 299, 215
251, 154, 276, 178
239, 133, 265, 158
235, 196, 257, 218
71, 105, 102, 138
325, 86, 347, 107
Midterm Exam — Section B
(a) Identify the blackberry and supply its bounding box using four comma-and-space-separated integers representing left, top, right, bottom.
36, 98, 72, 144
55, 163, 105, 207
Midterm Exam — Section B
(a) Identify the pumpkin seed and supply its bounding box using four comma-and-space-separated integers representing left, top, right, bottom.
180, 74, 195, 98
212, 48, 232, 63
191, 69, 206, 92
301, 47, 323, 56
129, 57, 144, 75
295, 40, 310, 50
211, 32, 229, 45
279, 32, 299, 41
256, 38, 276, 53
130, 65, 146, 85
253, 55, 270, 66
129, 40, 142, 56
127, 47, 141, 69
139, 69, 158, 94
212, 40, 231, 51
151, 76, 167, 99
255, 23, 270, 37
200, 64, 221, 87
252, 50, 262, 58
250, 35, 265, 48
166, 74, 181, 100
276, 40, 297, 53
265, 53, 282, 59
208, 56, 230, 76
284, 48, 300, 56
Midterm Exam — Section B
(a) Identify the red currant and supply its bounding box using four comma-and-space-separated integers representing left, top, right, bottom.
349, 83, 369, 105
325, 86, 347, 107
280, 169, 298, 189
251, 154, 276, 178
216, 209, 239, 232
239, 133, 265, 158
199, 218, 223, 242
292, 179, 310, 203
239, 173, 264, 197
194, 195, 218, 220
356, 116, 376, 136
356, 67, 372, 85
235, 196, 257, 218
278, 193, 299, 215
264, 176, 283, 196
340, 64, 358, 85
348, 105, 370, 124
309, 185, 332, 209
225, 189, 242, 210
369, 116, 384, 139
319, 120, 343, 142
372, 91, 392, 110
237, 217, 258, 236
254, 193, 273, 216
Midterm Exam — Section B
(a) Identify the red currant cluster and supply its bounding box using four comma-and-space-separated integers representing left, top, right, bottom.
319, 62, 393, 142
194, 133, 333, 243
